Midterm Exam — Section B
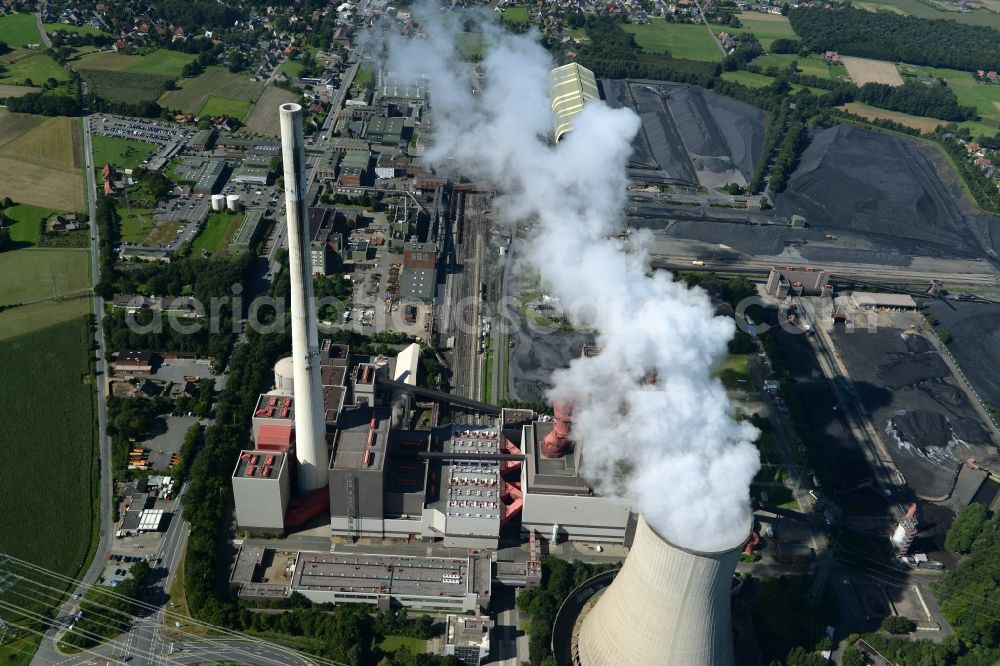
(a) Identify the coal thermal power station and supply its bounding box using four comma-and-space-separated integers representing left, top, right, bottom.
576, 515, 746, 666
280, 102, 328, 493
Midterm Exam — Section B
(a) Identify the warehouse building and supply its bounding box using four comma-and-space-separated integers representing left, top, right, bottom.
233, 157, 272, 186
400, 267, 436, 302
189, 128, 216, 151
338, 150, 372, 187
227, 209, 267, 254
549, 63, 599, 142
849, 292, 917, 310
232, 450, 291, 534
364, 116, 406, 146
192, 159, 227, 194
112, 350, 157, 376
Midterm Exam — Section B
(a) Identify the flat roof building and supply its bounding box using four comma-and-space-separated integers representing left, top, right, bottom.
291, 549, 490, 612
233, 157, 271, 185
227, 209, 267, 254
444, 615, 493, 665
189, 128, 216, 151
549, 63, 599, 142
113, 350, 156, 376
850, 292, 917, 310
400, 267, 436, 302
232, 450, 291, 534
192, 159, 226, 194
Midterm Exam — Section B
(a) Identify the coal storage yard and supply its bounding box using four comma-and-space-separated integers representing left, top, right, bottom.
926, 300, 1000, 410
602, 80, 765, 189
831, 314, 999, 499
774, 125, 1000, 261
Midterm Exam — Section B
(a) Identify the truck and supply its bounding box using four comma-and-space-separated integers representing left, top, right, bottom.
691, 260, 705, 266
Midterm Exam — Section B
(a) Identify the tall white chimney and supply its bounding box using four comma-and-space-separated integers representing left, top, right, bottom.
577, 515, 745, 666
279, 103, 328, 493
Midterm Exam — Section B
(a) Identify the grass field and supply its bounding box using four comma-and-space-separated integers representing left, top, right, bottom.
0, 52, 71, 85
751, 53, 846, 80
718, 354, 751, 390
91, 134, 156, 171
898, 64, 1000, 126
191, 211, 243, 255
159, 66, 264, 115
77, 68, 172, 103
74, 49, 194, 77
0, 295, 90, 340
243, 84, 301, 136
854, 0, 1000, 29
44, 22, 103, 36
0, 317, 97, 665
355, 62, 375, 87
378, 636, 426, 654
0, 13, 41, 47
711, 11, 797, 49
0, 113, 84, 210
199, 95, 253, 120
277, 57, 305, 80
623, 21, 723, 60
458, 32, 485, 60
0, 248, 90, 304
118, 206, 157, 243
499, 5, 530, 23
2, 203, 60, 245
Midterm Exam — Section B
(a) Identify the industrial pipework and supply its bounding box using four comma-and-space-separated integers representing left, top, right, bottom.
541, 401, 572, 458
279, 103, 329, 493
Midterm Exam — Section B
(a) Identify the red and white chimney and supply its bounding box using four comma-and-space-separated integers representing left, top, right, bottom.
542, 401, 572, 458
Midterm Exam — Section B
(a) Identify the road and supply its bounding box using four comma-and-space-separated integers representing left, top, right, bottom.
33, 13, 52, 48
31, 108, 115, 666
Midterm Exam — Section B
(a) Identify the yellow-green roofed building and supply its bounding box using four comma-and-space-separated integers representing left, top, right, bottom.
549, 63, 599, 142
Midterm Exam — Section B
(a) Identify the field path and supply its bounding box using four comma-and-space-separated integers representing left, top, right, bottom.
691, 0, 727, 57
33, 13, 51, 48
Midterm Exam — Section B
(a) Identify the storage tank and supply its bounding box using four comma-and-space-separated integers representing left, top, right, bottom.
576, 515, 746, 666
226, 194, 241, 212
210, 194, 226, 212
273, 356, 295, 394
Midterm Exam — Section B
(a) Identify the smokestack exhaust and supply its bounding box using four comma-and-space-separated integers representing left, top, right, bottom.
577, 515, 746, 666
279, 103, 328, 493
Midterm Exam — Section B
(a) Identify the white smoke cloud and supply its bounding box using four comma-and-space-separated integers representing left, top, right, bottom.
373, 5, 760, 551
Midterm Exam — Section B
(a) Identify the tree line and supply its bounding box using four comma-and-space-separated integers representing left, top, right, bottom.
789, 7, 1000, 71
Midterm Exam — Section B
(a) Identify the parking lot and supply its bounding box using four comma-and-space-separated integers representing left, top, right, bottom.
89, 114, 192, 171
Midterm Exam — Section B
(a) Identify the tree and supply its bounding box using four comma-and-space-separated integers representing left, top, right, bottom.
945, 503, 989, 555
841, 646, 866, 666
881, 615, 915, 634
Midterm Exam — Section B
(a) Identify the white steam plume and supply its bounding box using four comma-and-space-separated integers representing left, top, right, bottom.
374, 6, 760, 552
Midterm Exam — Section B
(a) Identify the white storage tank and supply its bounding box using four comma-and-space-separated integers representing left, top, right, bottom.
273, 356, 295, 394
210, 194, 226, 212
226, 194, 241, 212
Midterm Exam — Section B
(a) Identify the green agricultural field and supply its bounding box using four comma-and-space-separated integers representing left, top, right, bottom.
622, 21, 723, 60
126, 49, 195, 77
2, 203, 60, 245
712, 11, 798, 49
0, 53, 70, 85
91, 134, 157, 171
0, 113, 84, 211
0, 13, 42, 47
0, 248, 90, 305
722, 69, 776, 88
839, 101, 998, 137
199, 95, 253, 120
191, 211, 244, 255
159, 66, 264, 115
243, 84, 300, 136
78, 69, 172, 103
0, 317, 98, 665
74, 49, 194, 77
44, 22, 103, 36
855, 0, 1000, 29
898, 64, 1000, 127
751, 52, 846, 80
499, 5, 530, 24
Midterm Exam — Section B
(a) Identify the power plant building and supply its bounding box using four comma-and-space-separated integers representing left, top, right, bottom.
520, 416, 632, 543
232, 450, 291, 533
549, 63, 599, 142
765, 266, 832, 298
576, 515, 744, 666
227, 209, 267, 254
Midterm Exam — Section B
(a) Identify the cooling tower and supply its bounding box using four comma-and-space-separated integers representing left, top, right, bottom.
279, 103, 328, 493
577, 515, 745, 666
